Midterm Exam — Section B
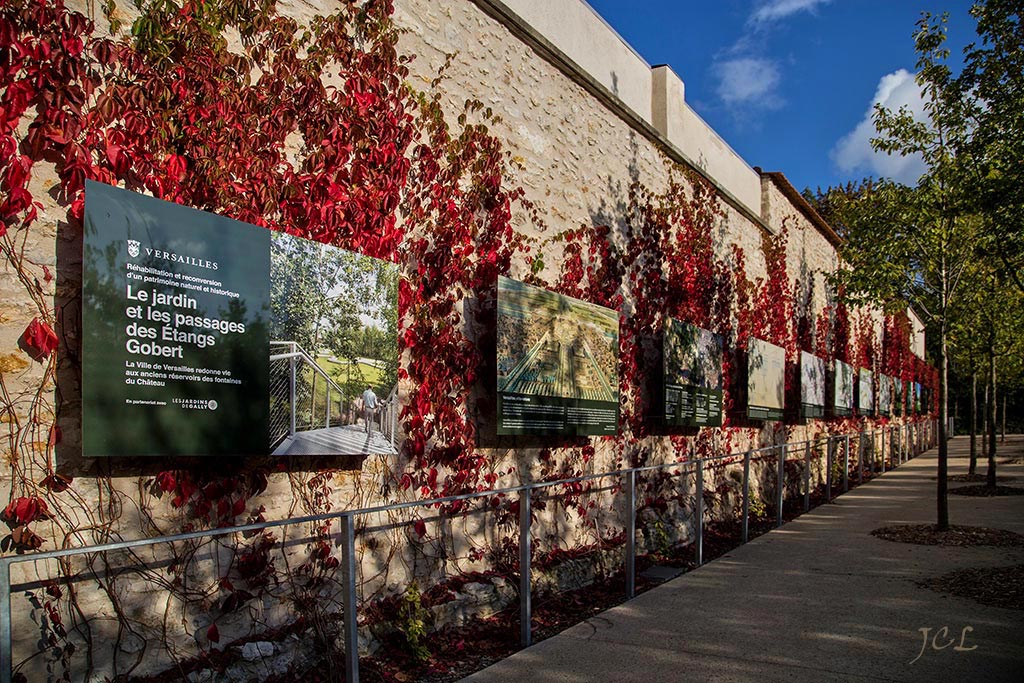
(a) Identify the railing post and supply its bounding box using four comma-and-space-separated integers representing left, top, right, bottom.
776, 444, 785, 528
519, 487, 532, 647
325, 386, 331, 428
880, 428, 886, 473
695, 463, 704, 566
741, 450, 751, 543
309, 372, 316, 430
884, 428, 892, 471
289, 356, 297, 437
893, 426, 897, 466
625, 470, 636, 599
887, 427, 892, 467
803, 441, 811, 512
391, 402, 397, 450
340, 514, 359, 683
825, 438, 833, 502
897, 425, 902, 464
858, 432, 865, 484
843, 434, 850, 492
870, 430, 875, 474
1, 560, 10, 683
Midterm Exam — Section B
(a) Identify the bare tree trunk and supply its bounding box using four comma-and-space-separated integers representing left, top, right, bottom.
983, 382, 989, 456
987, 341, 998, 489
1002, 395, 1006, 443
937, 322, 949, 530
969, 370, 977, 475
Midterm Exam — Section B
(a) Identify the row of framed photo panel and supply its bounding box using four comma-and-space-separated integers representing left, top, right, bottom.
496, 277, 928, 436
80, 181, 928, 456
810, 355, 924, 420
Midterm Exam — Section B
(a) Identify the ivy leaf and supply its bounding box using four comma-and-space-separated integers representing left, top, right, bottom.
18, 318, 58, 362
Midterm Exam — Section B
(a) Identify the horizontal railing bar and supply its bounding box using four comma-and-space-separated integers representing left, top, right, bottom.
271, 347, 346, 396
0, 425, 927, 570
269, 352, 304, 362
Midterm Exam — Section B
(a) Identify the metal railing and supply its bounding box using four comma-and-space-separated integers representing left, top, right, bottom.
0, 419, 939, 683
376, 383, 399, 449
269, 341, 398, 450
270, 341, 347, 446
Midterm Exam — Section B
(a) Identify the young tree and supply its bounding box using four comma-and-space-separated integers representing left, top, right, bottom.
951, 257, 1024, 485
829, 13, 977, 530
948, 336, 983, 475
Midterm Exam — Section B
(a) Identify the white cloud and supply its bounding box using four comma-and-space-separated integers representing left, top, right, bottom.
832, 69, 928, 184
712, 0, 832, 113
749, 0, 832, 27
713, 57, 784, 110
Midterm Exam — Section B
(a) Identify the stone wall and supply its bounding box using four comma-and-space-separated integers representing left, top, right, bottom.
0, 0, 931, 679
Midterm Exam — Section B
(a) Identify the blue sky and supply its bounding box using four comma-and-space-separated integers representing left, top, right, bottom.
583, 0, 978, 193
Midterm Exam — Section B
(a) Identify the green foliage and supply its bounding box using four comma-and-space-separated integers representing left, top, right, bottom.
830, 453, 844, 485
822, 11, 984, 344
829, 181, 978, 321
650, 519, 672, 557
269, 232, 399, 396
958, 0, 1024, 292
399, 581, 431, 663
820, 6, 1024, 527
802, 179, 879, 241
748, 495, 767, 521
829, 11, 977, 319
131, 0, 276, 63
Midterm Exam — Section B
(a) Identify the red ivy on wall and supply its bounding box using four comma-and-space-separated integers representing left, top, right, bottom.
0, 1, 938, 565
1, 0, 538, 546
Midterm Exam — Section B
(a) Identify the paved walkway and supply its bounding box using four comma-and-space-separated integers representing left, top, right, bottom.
462, 435, 1024, 682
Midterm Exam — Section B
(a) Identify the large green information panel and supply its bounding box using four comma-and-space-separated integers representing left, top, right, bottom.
800, 351, 826, 419
747, 337, 785, 421
664, 319, 723, 427
858, 368, 875, 416
83, 181, 397, 457
833, 359, 854, 417
83, 181, 270, 456
878, 374, 892, 416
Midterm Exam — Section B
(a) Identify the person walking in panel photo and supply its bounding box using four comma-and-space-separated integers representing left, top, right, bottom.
362, 385, 379, 435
